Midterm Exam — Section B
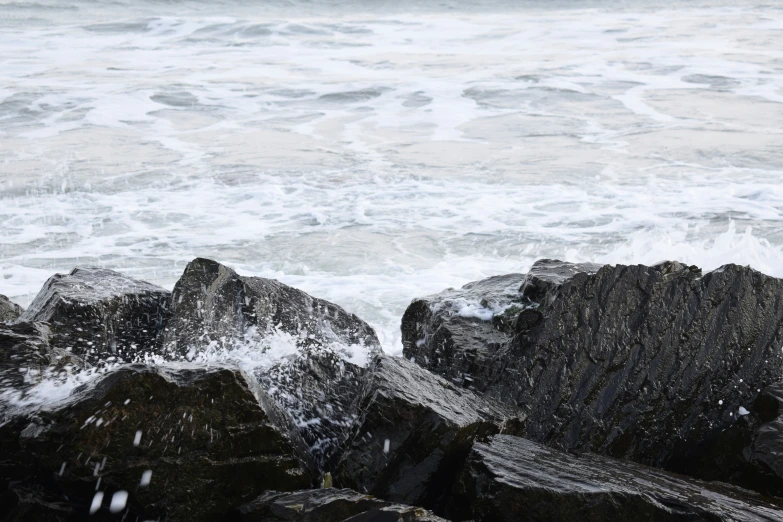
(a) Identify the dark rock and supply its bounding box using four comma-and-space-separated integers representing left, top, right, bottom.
258, 347, 366, 473
0, 364, 313, 522
233, 488, 447, 521
0, 295, 24, 323
163, 258, 379, 358
668, 381, 783, 497
335, 355, 522, 509
403, 260, 783, 481
17, 267, 171, 365
163, 258, 381, 472
447, 434, 783, 522
401, 273, 527, 390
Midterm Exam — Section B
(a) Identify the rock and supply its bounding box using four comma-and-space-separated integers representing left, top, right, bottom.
258, 346, 366, 473
401, 273, 528, 389
667, 381, 783, 497
233, 488, 447, 521
335, 355, 522, 509
0, 295, 24, 323
17, 267, 171, 364
0, 364, 313, 522
163, 258, 379, 358
162, 258, 381, 472
402, 260, 783, 479
446, 434, 783, 522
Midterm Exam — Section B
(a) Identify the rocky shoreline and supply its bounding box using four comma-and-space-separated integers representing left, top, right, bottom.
2, 258, 783, 521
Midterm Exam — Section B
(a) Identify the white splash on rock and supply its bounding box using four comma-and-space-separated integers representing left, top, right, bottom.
109, 490, 128, 513
89, 491, 103, 515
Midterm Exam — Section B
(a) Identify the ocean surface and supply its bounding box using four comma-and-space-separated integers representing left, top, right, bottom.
2, 0, 783, 353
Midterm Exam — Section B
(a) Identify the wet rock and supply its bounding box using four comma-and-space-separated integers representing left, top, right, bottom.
163, 258, 379, 358
0, 294, 24, 323
403, 260, 783, 478
17, 267, 171, 364
447, 434, 783, 522
163, 258, 381, 472
0, 364, 313, 522
401, 273, 528, 390
668, 381, 783, 497
335, 355, 522, 509
233, 488, 447, 521
258, 347, 366, 473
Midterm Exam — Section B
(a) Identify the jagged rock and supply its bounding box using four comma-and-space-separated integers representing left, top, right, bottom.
163, 258, 381, 472
258, 347, 366, 473
402, 260, 783, 482
0, 364, 313, 522
401, 273, 527, 388
668, 381, 783, 497
335, 355, 523, 509
17, 267, 171, 364
447, 434, 783, 521
163, 258, 379, 358
0, 295, 24, 323
233, 488, 447, 521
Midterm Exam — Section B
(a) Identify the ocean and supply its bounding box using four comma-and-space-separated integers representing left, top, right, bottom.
2, 0, 782, 353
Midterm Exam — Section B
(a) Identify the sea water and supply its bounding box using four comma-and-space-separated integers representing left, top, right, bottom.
1, 0, 783, 355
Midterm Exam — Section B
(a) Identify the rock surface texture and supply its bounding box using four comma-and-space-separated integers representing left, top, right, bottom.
335, 355, 522, 508
17, 267, 171, 364
447, 434, 783, 522
163, 257, 379, 358
0, 294, 24, 323
0, 364, 312, 522
402, 260, 783, 479
668, 380, 783, 498
234, 488, 447, 521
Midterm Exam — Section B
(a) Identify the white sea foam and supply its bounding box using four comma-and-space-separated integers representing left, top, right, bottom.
1, 0, 782, 361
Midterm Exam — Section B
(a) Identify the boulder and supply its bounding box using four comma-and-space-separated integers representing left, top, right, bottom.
446, 434, 783, 522
335, 355, 523, 509
162, 258, 381, 472
0, 295, 24, 323
402, 260, 783, 476
163, 258, 379, 358
233, 488, 447, 521
0, 364, 313, 522
17, 267, 171, 364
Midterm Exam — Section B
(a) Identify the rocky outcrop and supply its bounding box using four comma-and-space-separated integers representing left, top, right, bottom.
17, 267, 171, 364
335, 355, 523, 509
0, 295, 24, 323
0, 364, 313, 522
234, 488, 447, 521
447, 434, 783, 522
163, 258, 379, 358
402, 260, 783, 477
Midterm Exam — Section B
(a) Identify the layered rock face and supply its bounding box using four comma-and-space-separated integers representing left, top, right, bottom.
234, 488, 447, 521
402, 260, 783, 478
0, 365, 313, 522
16, 267, 171, 364
335, 355, 522, 508
447, 434, 783, 522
